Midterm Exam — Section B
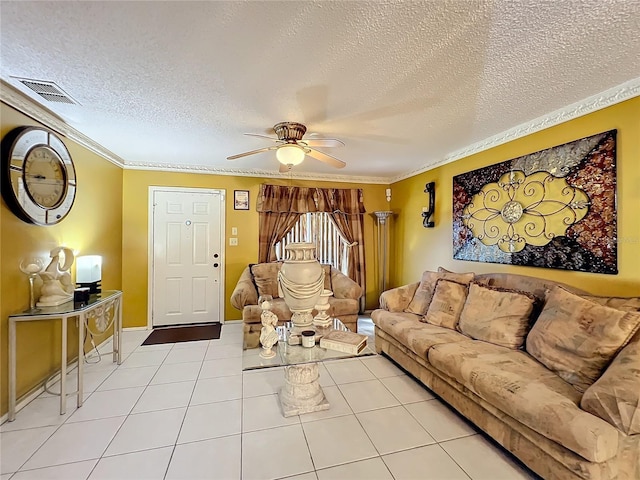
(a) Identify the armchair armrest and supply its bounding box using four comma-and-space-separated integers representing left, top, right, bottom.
230, 266, 258, 310
379, 282, 419, 312
330, 268, 362, 300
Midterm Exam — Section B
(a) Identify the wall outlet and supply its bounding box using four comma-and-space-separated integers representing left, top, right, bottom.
229, 237, 238, 246
231, 227, 238, 235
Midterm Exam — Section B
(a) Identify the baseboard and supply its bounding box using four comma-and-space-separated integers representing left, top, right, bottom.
0, 358, 80, 425
1, 327, 149, 425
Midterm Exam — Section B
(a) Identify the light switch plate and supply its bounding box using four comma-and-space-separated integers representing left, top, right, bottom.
231, 227, 238, 235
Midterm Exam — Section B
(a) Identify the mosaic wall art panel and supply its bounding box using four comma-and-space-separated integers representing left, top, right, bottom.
453, 130, 617, 274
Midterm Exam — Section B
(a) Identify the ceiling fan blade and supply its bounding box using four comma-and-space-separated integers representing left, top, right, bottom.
301, 138, 345, 148
279, 162, 292, 173
244, 133, 280, 142
226, 146, 278, 160
305, 148, 346, 169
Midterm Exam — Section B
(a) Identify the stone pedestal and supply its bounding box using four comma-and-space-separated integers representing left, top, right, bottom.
279, 363, 329, 417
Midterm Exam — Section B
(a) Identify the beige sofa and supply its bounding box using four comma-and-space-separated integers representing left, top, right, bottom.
231, 262, 362, 346
371, 269, 640, 480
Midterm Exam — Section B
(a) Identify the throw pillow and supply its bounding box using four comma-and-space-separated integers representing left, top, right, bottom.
580, 295, 640, 312
580, 336, 640, 435
458, 283, 536, 349
250, 262, 282, 298
405, 269, 475, 315
424, 279, 469, 330
526, 286, 640, 392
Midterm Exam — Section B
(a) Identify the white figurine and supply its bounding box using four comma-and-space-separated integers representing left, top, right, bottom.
259, 300, 279, 359
37, 247, 75, 307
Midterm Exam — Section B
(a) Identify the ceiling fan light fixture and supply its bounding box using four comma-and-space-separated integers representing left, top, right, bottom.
276, 144, 305, 166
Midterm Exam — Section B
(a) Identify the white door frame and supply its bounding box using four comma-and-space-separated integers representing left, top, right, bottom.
147, 186, 226, 329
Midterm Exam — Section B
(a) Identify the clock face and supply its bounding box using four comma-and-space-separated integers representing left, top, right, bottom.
24, 146, 68, 208
1, 127, 76, 225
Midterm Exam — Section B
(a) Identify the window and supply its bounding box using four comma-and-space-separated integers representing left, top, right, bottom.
275, 212, 350, 274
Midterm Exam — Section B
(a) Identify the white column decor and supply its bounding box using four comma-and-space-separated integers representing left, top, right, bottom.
279, 363, 330, 417
373, 211, 393, 294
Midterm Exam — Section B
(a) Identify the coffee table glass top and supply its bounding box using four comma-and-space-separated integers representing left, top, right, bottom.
242, 318, 375, 371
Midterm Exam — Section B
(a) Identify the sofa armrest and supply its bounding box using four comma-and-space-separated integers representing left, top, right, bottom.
379, 282, 419, 312
331, 268, 363, 300
581, 335, 640, 435
230, 266, 258, 310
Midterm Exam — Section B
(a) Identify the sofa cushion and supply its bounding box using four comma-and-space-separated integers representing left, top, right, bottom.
458, 283, 536, 349
250, 262, 282, 298
526, 286, 640, 392
371, 310, 470, 357
424, 279, 468, 330
405, 270, 474, 315
428, 340, 619, 463
328, 298, 359, 318
581, 336, 640, 435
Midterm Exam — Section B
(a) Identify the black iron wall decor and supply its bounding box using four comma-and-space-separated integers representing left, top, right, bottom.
422, 181, 435, 228
452, 130, 617, 274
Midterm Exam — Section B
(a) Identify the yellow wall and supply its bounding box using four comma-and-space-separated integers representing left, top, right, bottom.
5, 94, 637, 418
390, 97, 640, 296
122, 171, 390, 327
1, 103, 123, 414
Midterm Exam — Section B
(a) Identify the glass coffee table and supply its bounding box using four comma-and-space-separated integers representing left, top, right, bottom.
243, 318, 375, 417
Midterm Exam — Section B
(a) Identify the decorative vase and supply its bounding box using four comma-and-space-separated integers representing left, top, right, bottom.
19, 257, 44, 312
313, 289, 333, 327
278, 242, 324, 328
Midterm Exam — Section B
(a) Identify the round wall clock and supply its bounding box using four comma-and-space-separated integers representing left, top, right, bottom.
1, 126, 76, 225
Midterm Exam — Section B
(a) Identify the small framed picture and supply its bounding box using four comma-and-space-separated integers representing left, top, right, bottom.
234, 190, 250, 210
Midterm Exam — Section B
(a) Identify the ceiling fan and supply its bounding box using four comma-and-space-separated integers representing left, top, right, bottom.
226, 122, 346, 173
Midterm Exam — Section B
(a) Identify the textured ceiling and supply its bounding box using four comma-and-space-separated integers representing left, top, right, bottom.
1, 1, 639, 183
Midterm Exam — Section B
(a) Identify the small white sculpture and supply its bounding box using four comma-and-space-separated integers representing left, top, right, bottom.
259, 299, 279, 359
37, 247, 75, 307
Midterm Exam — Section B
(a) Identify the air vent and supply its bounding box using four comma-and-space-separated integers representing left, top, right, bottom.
14, 78, 79, 105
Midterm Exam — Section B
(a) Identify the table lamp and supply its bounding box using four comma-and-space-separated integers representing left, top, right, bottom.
76, 255, 102, 293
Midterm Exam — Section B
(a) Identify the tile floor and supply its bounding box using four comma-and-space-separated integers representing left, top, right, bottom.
1, 320, 539, 480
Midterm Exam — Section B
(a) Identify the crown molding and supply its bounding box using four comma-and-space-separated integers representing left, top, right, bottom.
4, 77, 638, 186
124, 162, 390, 184
0, 80, 127, 168
1, 79, 388, 184
391, 78, 640, 183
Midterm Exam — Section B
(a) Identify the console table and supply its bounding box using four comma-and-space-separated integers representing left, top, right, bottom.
8, 290, 123, 421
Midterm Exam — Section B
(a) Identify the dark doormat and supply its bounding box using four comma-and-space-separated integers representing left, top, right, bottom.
142, 322, 222, 345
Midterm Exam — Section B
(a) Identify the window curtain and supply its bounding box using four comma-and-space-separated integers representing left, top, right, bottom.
256, 184, 366, 311
315, 188, 367, 312
256, 185, 317, 263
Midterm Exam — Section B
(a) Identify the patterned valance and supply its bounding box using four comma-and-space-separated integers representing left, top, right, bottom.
256, 184, 365, 215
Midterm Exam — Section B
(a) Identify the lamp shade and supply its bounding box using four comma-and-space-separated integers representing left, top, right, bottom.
276, 144, 305, 165
76, 255, 102, 283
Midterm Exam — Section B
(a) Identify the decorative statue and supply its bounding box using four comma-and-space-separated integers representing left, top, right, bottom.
259, 299, 279, 359
37, 247, 75, 307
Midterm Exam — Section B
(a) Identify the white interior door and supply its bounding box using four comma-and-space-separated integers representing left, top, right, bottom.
151, 188, 224, 327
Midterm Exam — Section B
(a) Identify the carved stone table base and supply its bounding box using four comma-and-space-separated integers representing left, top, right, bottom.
279, 363, 329, 417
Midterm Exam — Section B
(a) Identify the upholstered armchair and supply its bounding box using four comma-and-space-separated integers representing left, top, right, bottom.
231, 262, 362, 347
